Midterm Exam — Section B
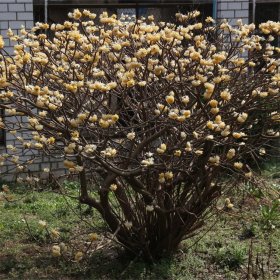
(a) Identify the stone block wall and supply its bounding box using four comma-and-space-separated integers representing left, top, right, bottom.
0, 0, 34, 54
217, 0, 250, 24
0, 1, 66, 182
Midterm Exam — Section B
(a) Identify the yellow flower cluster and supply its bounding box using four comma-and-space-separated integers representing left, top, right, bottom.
0, 8, 278, 191
158, 171, 173, 183
259, 21, 280, 35
101, 147, 117, 158
99, 114, 119, 128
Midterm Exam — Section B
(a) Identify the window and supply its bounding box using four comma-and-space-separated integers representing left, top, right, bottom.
0, 109, 5, 146
34, 0, 213, 25
249, 0, 280, 46
253, 1, 280, 24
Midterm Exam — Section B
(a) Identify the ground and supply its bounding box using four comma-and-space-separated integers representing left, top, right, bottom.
0, 162, 279, 280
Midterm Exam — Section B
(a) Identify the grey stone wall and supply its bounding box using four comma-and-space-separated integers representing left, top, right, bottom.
0, 0, 34, 54
217, 0, 250, 25
0, 1, 66, 182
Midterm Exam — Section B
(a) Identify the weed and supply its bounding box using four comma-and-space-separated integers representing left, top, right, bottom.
260, 199, 280, 230
213, 245, 247, 270
0, 178, 280, 279
240, 224, 257, 240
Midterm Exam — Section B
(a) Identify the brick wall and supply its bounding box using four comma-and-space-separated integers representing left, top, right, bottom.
0, 0, 34, 54
217, 0, 250, 25
0, 1, 66, 182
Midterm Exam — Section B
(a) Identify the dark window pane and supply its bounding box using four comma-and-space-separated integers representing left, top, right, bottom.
249, 2, 280, 46
0, 110, 5, 145
38, 0, 212, 4
41, 1, 212, 24
255, 3, 279, 24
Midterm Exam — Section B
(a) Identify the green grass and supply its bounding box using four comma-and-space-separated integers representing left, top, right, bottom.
0, 174, 279, 280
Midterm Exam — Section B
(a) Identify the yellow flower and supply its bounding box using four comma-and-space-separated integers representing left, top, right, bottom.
59, 242, 67, 253
138, 81, 147, 86
204, 82, 215, 99
220, 89, 231, 101
182, 110, 191, 118
237, 113, 248, 123
50, 229, 60, 239
64, 160, 75, 169
146, 205, 154, 212
48, 103, 58, 110
234, 162, 243, 169
52, 245, 61, 257
77, 113, 88, 121
211, 106, 220, 114
177, 116, 186, 122
174, 150, 181, 157
124, 221, 133, 229
35, 124, 43, 131
212, 52, 226, 64
226, 203, 234, 210
111, 114, 119, 122
234, 131, 247, 139
245, 171, 252, 178
157, 143, 167, 154
209, 155, 220, 165
195, 149, 204, 155
181, 95, 190, 105
74, 251, 83, 262
224, 198, 234, 209
99, 119, 110, 128
226, 149, 236, 159
225, 198, 231, 204
38, 220, 47, 228
165, 171, 173, 180
213, 76, 222, 83
101, 147, 117, 157
88, 233, 98, 241
185, 141, 192, 152
204, 82, 215, 93
73, 9, 82, 20
110, 184, 117, 191
164, 73, 174, 81
89, 115, 98, 122
47, 137, 55, 145
166, 95, 175, 104
34, 143, 43, 149
190, 51, 201, 61
209, 99, 218, 108
84, 144, 97, 154
205, 16, 215, 23
127, 132, 135, 140
136, 48, 148, 58
0, 35, 5, 49
71, 131, 79, 141
158, 173, 165, 183
112, 43, 122, 51
259, 148, 266, 155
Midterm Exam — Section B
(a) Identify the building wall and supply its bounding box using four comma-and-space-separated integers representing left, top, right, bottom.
217, 0, 250, 24
0, 0, 34, 54
0, 1, 66, 182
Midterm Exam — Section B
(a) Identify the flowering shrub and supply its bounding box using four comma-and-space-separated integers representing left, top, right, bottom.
0, 10, 279, 261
